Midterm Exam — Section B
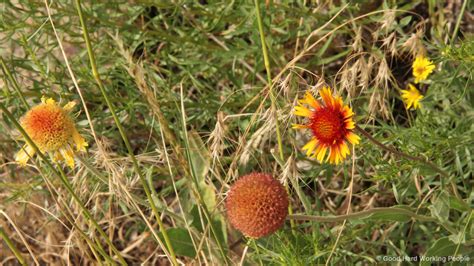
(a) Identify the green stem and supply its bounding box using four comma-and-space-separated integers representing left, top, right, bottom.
450, 0, 468, 46
253, 0, 284, 161
179, 87, 230, 265
0, 103, 124, 265
356, 125, 462, 199
0, 227, 27, 266
254, 0, 294, 230
0, 57, 29, 108
73, 1, 177, 265
355, 125, 449, 178
288, 207, 436, 222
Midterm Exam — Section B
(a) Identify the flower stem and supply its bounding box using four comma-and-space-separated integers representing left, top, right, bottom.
288, 207, 436, 222
0, 56, 29, 109
0, 227, 27, 266
356, 125, 462, 199
73, 1, 178, 265
254, 0, 295, 230
254, 0, 284, 162
355, 125, 449, 178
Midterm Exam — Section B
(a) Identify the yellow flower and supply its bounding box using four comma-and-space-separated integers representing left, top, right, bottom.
401, 84, 423, 110
412, 55, 435, 83
293, 87, 360, 165
15, 97, 87, 168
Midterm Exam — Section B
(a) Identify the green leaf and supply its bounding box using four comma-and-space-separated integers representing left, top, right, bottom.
449, 196, 470, 212
363, 211, 412, 222
448, 231, 466, 244
429, 191, 450, 222
188, 130, 210, 183
190, 205, 228, 248
420, 237, 472, 266
399, 16, 412, 27
200, 183, 217, 211
159, 228, 196, 258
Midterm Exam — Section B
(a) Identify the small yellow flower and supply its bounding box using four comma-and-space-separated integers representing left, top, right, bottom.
293, 87, 360, 165
15, 97, 87, 168
401, 84, 424, 110
412, 55, 435, 83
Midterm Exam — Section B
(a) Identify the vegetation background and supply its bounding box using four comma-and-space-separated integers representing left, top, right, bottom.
0, 0, 473, 265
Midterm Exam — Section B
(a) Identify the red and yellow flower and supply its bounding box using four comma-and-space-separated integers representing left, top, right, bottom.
15, 97, 87, 168
293, 87, 360, 165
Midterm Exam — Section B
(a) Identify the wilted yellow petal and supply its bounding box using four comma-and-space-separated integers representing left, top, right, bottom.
15, 144, 35, 166
72, 129, 88, 152
60, 146, 75, 168
63, 101, 76, 112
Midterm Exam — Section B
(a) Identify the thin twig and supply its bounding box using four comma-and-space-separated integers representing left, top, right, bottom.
0, 104, 122, 265
73, 0, 178, 264
288, 207, 436, 222
0, 227, 27, 266
254, 0, 295, 231
355, 125, 449, 178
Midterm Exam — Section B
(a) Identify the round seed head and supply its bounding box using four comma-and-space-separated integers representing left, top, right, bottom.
226, 173, 289, 238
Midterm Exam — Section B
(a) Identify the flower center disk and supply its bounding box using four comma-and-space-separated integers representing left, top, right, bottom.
310, 107, 345, 144
22, 104, 74, 151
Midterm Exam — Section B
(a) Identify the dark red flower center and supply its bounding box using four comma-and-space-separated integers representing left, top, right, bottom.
310, 107, 346, 144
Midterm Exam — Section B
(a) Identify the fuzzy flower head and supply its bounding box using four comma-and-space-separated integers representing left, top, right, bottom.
293, 87, 360, 165
401, 84, 423, 110
226, 173, 289, 238
412, 55, 435, 83
15, 97, 87, 168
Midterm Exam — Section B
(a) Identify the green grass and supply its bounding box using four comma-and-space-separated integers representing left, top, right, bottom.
1, 0, 473, 265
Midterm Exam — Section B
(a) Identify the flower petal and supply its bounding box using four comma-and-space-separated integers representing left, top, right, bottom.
15, 144, 36, 166
345, 120, 355, 130
319, 87, 334, 107
346, 132, 360, 145
328, 145, 341, 164
41, 96, 56, 105
60, 146, 75, 168
63, 101, 76, 112
315, 145, 327, 163
72, 129, 88, 152
302, 138, 318, 157
292, 123, 309, 129
302, 91, 320, 109
294, 105, 313, 117
342, 106, 354, 119
339, 142, 350, 158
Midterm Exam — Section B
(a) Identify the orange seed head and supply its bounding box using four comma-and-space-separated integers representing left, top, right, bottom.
226, 173, 289, 238
21, 103, 74, 151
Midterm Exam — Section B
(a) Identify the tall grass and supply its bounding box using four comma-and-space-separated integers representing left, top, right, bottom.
1, 0, 472, 264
